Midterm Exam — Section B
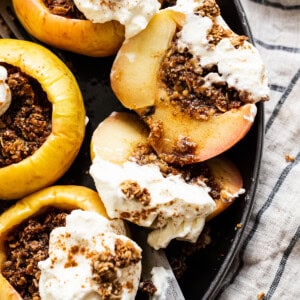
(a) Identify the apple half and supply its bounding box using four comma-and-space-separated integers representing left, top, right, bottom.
90, 111, 244, 220
111, 9, 257, 164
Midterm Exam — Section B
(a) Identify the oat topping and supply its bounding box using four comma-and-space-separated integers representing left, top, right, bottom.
92, 238, 142, 299
43, 0, 86, 19
194, 0, 220, 18
0, 62, 52, 168
120, 180, 151, 206
139, 279, 158, 296
1, 208, 68, 300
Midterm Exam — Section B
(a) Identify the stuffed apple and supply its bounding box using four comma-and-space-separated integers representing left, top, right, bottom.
0, 39, 85, 200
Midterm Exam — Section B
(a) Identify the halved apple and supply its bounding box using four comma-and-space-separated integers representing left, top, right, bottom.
145, 100, 257, 165
90, 112, 149, 164
90, 111, 244, 220
12, 0, 125, 57
111, 9, 258, 164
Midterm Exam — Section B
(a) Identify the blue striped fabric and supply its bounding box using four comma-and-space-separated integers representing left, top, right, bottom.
219, 0, 300, 299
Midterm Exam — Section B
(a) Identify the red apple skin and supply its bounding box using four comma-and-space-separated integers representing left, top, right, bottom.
144, 102, 257, 165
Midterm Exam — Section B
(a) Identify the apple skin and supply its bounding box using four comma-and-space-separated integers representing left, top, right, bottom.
90, 112, 244, 220
111, 9, 257, 164
144, 101, 257, 165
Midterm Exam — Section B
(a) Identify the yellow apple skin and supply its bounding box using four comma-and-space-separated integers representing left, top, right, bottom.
111, 9, 257, 164
0, 39, 85, 200
12, 0, 125, 57
90, 112, 149, 164
0, 185, 108, 300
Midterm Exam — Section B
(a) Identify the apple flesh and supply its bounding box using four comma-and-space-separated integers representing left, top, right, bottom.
111, 9, 257, 164
144, 101, 257, 165
206, 156, 244, 220
90, 112, 244, 219
90, 112, 149, 164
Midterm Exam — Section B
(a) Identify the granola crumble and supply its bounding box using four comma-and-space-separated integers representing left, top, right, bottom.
120, 180, 151, 206
139, 280, 158, 296
0, 63, 52, 168
43, 0, 86, 19
92, 238, 142, 299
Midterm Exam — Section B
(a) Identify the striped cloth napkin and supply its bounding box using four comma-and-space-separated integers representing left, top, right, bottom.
219, 0, 300, 299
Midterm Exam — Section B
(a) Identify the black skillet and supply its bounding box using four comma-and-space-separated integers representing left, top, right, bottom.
0, 0, 264, 299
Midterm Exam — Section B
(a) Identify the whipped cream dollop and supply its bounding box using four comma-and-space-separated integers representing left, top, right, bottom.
73, 0, 161, 39
0, 65, 11, 116
38, 210, 142, 300
171, 0, 270, 103
90, 158, 216, 250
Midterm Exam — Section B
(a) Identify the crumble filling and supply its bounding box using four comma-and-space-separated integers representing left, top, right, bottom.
1, 208, 69, 300
43, 0, 86, 19
0, 63, 52, 168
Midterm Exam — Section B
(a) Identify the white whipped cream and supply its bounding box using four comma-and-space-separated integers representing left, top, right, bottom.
171, 2, 269, 103
0, 65, 11, 116
73, 0, 161, 39
38, 210, 142, 300
90, 158, 216, 250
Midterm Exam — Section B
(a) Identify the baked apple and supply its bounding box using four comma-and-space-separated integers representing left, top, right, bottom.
0, 39, 85, 200
12, 0, 125, 57
0, 185, 141, 300
12, 0, 161, 57
90, 112, 244, 249
111, 1, 269, 164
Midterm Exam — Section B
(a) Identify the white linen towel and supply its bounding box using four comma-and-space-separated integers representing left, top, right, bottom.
219, 0, 300, 299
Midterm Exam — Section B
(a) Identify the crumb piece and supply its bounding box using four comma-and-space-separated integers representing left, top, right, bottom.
120, 180, 151, 206
285, 154, 295, 162
257, 292, 265, 300
139, 280, 157, 296
235, 223, 243, 230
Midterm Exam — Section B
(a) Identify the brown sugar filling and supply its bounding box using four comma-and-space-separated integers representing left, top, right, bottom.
159, 33, 243, 121
0, 63, 52, 168
1, 208, 69, 300
43, 0, 87, 19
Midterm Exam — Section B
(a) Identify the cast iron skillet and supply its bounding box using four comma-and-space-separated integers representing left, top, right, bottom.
0, 0, 264, 299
